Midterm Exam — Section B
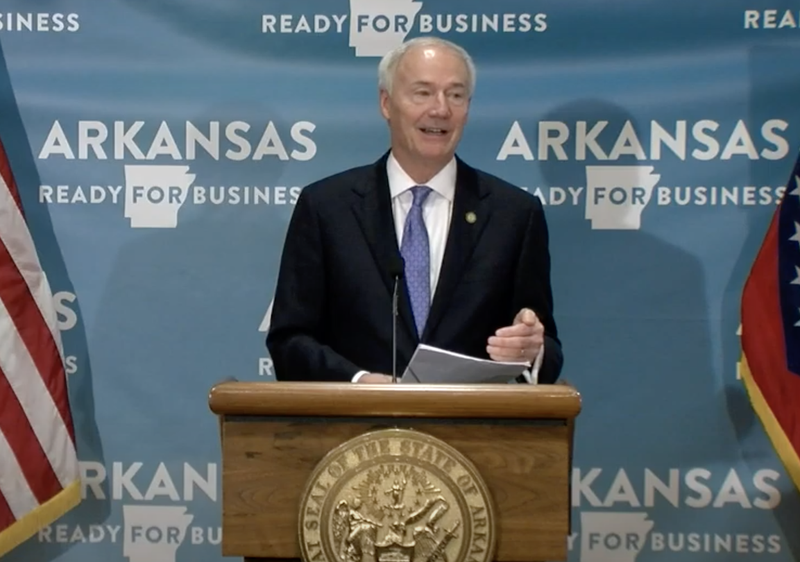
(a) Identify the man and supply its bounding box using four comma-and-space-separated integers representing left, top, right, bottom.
267, 36, 563, 384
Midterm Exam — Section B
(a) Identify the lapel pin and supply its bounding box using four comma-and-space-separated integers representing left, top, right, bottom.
465, 211, 477, 224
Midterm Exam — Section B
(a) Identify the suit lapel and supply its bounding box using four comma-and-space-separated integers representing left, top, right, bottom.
422, 157, 492, 340
351, 153, 419, 341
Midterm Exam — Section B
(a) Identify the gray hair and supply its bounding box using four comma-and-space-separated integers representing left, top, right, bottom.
377, 36, 477, 97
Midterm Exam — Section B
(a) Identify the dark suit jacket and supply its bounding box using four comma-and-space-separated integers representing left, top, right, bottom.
266, 152, 563, 383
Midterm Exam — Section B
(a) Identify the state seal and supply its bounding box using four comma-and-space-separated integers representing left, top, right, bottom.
298, 428, 496, 562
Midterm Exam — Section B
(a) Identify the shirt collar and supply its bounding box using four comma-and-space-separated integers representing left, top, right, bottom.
387, 152, 456, 202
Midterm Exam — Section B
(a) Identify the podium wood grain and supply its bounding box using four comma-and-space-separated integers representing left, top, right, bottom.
210, 382, 580, 562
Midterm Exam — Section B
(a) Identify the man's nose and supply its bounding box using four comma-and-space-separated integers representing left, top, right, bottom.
427, 92, 452, 117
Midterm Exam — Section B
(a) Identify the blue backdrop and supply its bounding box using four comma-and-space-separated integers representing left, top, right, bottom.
1, 1, 800, 561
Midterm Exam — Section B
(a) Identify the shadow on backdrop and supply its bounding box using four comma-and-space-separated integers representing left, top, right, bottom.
0, 39, 109, 562
538, 100, 721, 522
88, 97, 292, 501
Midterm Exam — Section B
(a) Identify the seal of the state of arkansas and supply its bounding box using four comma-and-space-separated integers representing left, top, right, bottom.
298, 428, 496, 562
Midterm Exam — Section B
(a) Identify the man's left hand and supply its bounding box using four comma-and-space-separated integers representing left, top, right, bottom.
486, 308, 544, 364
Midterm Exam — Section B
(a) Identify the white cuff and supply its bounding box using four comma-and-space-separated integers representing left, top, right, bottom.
520, 345, 545, 384
352, 370, 370, 383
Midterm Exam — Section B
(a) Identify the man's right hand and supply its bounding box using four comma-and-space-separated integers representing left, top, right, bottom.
355, 373, 393, 384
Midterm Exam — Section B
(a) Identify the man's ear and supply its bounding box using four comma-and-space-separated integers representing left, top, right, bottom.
379, 89, 391, 121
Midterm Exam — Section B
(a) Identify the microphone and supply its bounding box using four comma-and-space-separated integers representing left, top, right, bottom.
388, 256, 405, 383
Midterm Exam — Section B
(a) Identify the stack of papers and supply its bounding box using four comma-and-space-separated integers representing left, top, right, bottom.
400, 344, 532, 384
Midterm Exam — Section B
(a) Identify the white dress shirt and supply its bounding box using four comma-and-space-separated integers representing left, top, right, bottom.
388, 152, 455, 296
352, 153, 542, 383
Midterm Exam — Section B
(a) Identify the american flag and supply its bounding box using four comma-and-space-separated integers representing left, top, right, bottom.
741, 150, 800, 492
0, 136, 81, 556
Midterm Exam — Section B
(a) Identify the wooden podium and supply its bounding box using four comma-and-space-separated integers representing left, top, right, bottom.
208, 381, 581, 562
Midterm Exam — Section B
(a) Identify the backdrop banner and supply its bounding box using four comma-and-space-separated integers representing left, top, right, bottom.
1, 1, 799, 561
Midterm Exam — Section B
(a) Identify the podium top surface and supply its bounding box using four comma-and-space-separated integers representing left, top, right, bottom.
208, 381, 581, 419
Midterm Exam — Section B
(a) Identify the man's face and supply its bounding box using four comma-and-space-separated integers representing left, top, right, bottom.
380, 45, 471, 168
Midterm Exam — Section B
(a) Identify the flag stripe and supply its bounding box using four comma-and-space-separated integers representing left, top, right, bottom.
0, 295, 78, 490
0, 120, 80, 556
0, 159, 63, 359
0, 240, 74, 449
0, 365, 63, 507
0, 487, 15, 532
0, 141, 22, 212
0, 175, 72, 437
0, 425, 40, 521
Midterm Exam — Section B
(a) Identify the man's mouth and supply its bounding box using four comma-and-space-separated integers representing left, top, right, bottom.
419, 127, 448, 136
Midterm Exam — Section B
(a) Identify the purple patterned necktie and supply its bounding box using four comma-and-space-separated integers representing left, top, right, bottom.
400, 186, 433, 337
